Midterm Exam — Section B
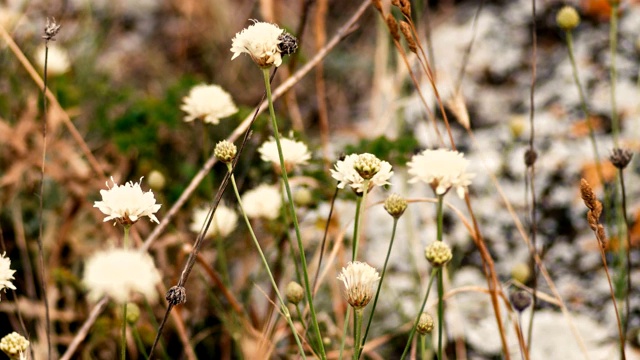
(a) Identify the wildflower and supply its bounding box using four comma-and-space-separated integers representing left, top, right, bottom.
36, 43, 70, 75
214, 140, 238, 164
384, 193, 408, 218
0, 332, 29, 360
407, 149, 474, 198
181, 84, 238, 124
241, 184, 282, 220
42, 17, 60, 41
416, 313, 434, 335
258, 136, 311, 173
231, 21, 285, 68
556, 6, 580, 31
337, 261, 380, 309
0, 252, 16, 299
83, 248, 161, 304
424, 241, 452, 267
94, 177, 161, 225
189, 202, 238, 238
285, 281, 304, 304
331, 153, 393, 194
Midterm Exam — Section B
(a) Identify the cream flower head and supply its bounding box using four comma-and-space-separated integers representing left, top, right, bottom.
0, 252, 16, 300
258, 136, 311, 173
241, 184, 282, 220
337, 261, 380, 309
190, 202, 238, 238
181, 84, 238, 124
94, 177, 161, 225
36, 43, 70, 75
231, 20, 284, 68
407, 149, 475, 198
330, 153, 393, 194
83, 248, 161, 304
0, 332, 29, 360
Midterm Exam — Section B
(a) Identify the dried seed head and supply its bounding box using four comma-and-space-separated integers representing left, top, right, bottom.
579, 178, 597, 211
416, 313, 434, 335
214, 140, 237, 164
556, 6, 580, 31
166, 286, 187, 305
384, 193, 408, 219
43, 17, 61, 41
371, 0, 383, 13
524, 149, 537, 167
391, 0, 401, 7
424, 241, 452, 267
399, 21, 417, 53
278, 32, 298, 56
609, 148, 633, 169
399, 0, 411, 17
509, 290, 532, 312
285, 281, 304, 304
386, 15, 400, 42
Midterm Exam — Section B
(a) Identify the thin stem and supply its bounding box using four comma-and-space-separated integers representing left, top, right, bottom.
339, 307, 352, 360
400, 269, 438, 360
121, 302, 128, 360
313, 186, 340, 295
598, 247, 626, 360
131, 326, 149, 359
609, 2, 620, 146
435, 194, 445, 359
39, 35, 52, 360
419, 334, 427, 360
262, 67, 326, 359
352, 308, 364, 360
227, 163, 306, 358
359, 218, 399, 357
351, 192, 363, 262
216, 235, 231, 286
619, 168, 631, 347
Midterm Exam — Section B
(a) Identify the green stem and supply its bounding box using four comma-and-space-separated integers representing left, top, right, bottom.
435, 195, 445, 360
216, 235, 231, 287
400, 269, 438, 360
351, 195, 363, 262
227, 163, 307, 359
419, 334, 427, 360
121, 302, 127, 360
359, 218, 399, 357
131, 325, 148, 359
339, 307, 352, 360
123, 225, 131, 249
609, 2, 620, 147
262, 68, 326, 359
352, 308, 364, 360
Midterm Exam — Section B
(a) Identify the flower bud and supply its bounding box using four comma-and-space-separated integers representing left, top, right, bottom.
286, 281, 304, 304
214, 140, 237, 164
416, 313, 434, 335
510, 290, 532, 312
147, 170, 166, 190
556, 6, 580, 31
126, 303, 141, 324
353, 153, 382, 180
384, 193, 408, 218
425, 241, 452, 267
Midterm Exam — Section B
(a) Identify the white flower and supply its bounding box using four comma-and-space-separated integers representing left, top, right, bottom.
241, 184, 282, 220
258, 136, 311, 172
337, 261, 380, 309
35, 43, 70, 75
407, 149, 475, 198
94, 177, 161, 225
231, 20, 284, 68
181, 84, 238, 124
0, 332, 29, 360
83, 248, 161, 303
0, 252, 16, 299
330, 153, 393, 194
190, 202, 238, 238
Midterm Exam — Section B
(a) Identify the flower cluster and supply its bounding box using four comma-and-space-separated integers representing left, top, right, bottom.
94, 177, 161, 225
337, 261, 380, 309
190, 202, 238, 238
241, 184, 282, 220
0, 252, 16, 300
83, 248, 161, 303
0, 332, 29, 360
331, 153, 393, 194
424, 241, 453, 267
231, 21, 285, 68
407, 149, 474, 198
181, 84, 238, 124
258, 136, 311, 173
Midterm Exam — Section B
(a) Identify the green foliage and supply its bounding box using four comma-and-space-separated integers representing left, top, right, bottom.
344, 134, 418, 166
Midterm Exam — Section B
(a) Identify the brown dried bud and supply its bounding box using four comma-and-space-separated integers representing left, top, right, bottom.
579, 178, 597, 211
399, 0, 411, 17
399, 21, 417, 53
166, 286, 187, 305
510, 290, 532, 312
386, 15, 400, 41
524, 149, 537, 167
596, 225, 607, 246
371, 0, 383, 13
609, 148, 633, 169
391, 0, 401, 7
43, 17, 61, 41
